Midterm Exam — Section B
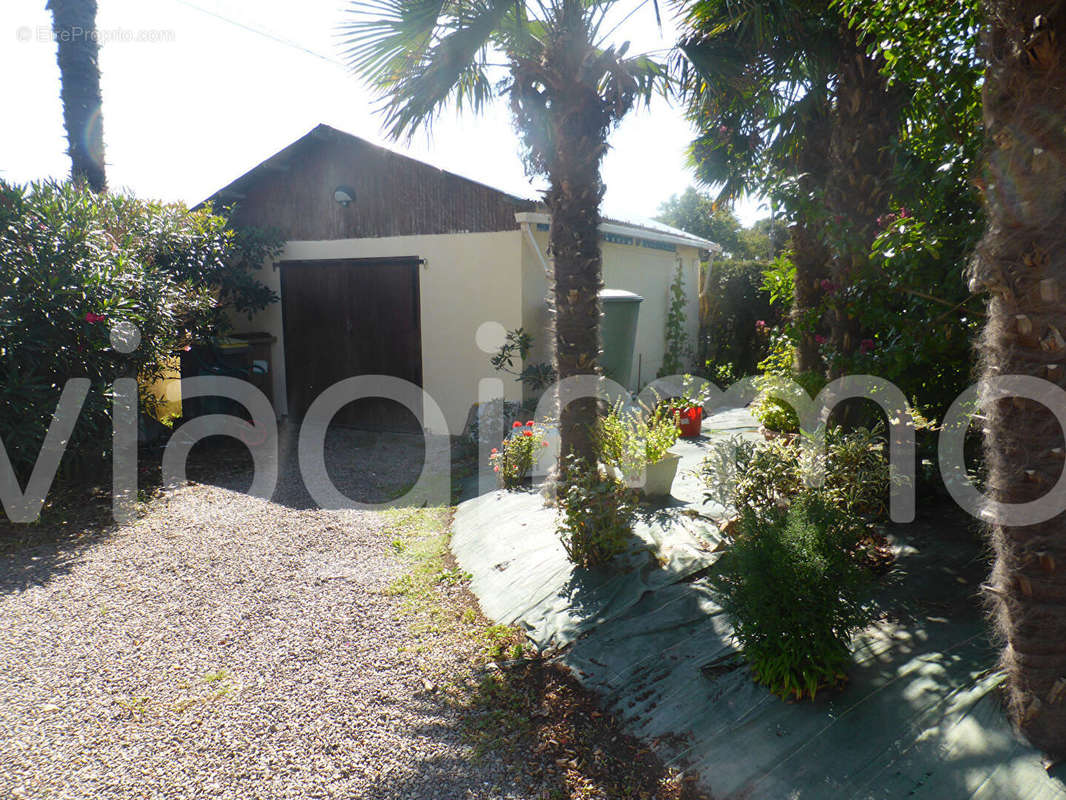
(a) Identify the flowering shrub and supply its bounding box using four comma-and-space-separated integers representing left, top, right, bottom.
489, 420, 548, 489
0, 179, 281, 482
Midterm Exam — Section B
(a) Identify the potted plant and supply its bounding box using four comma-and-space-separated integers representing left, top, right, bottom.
597, 401, 681, 497
662, 374, 710, 438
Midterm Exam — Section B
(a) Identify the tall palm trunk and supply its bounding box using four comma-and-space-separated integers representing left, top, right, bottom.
542, 10, 611, 470
824, 23, 899, 369
791, 218, 830, 373
48, 0, 106, 192
970, 0, 1066, 759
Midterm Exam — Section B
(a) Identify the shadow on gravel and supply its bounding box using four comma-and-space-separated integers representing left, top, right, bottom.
358, 661, 712, 800
184, 422, 435, 510
0, 492, 118, 596
0, 420, 449, 595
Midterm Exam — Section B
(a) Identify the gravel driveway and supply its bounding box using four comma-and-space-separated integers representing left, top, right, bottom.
0, 428, 519, 800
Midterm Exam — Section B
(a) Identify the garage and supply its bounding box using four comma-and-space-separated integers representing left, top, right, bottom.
280, 256, 422, 430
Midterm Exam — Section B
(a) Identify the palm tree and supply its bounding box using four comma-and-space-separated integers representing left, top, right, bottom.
676, 1, 902, 373
821, 19, 902, 368
675, 0, 838, 373
341, 1, 667, 467
969, 1, 1066, 759
47, 0, 107, 192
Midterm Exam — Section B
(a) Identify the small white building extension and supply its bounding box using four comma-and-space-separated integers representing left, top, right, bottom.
208, 124, 717, 434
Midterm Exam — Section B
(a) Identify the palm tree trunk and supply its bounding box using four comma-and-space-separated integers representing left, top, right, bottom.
48, 0, 106, 192
545, 88, 608, 470
824, 23, 899, 370
539, 4, 612, 472
791, 218, 830, 373
970, 0, 1066, 759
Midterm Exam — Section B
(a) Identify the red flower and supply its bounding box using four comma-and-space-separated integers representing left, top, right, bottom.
512, 421, 522, 428
523, 431, 533, 437
525, 420, 534, 427
84, 312, 106, 323
490, 448, 498, 454
860, 338, 875, 354
814, 334, 827, 345
819, 279, 837, 294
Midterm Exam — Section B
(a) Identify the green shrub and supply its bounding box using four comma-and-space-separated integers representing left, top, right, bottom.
716, 496, 874, 700
556, 456, 637, 568
751, 370, 828, 433
702, 426, 890, 527
699, 259, 781, 379
596, 400, 679, 478
489, 421, 548, 489
0, 179, 281, 481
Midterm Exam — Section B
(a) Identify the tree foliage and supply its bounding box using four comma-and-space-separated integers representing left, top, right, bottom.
0, 180, 281, 480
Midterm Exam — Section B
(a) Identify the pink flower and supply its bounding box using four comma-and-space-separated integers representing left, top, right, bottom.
814, 334, 828, 345
819, 279, 837, 294
755, 320, 766, 331
898, 207, 909, 219
84, 312, 106, 323
541, 441, 549, 447
860, 338, 875, 354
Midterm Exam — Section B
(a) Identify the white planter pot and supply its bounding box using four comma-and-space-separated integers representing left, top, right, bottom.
604, 451, 681, 497
643, 452, 682, 497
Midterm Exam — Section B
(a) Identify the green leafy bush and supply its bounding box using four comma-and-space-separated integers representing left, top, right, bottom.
751, 370, 828, 433
699, 259, 781, 380
489, 420, 548, 489
596, 400, 679, 477
0, 179, 280, 480
716, 496, 875, 699
489, 327, 556, 393
702, 426, 890, 527
556, 456, 637, 568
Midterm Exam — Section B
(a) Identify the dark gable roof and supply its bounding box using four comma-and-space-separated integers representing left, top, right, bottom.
203, 123, 534, 240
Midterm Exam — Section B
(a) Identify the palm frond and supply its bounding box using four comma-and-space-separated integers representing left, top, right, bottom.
342, 0, 519, 139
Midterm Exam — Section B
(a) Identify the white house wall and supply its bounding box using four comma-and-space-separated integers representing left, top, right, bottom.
520, 227, 702, 394
229, 230, 525, 435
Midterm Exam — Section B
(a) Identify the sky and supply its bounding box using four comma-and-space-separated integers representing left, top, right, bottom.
1, 0, 767, 228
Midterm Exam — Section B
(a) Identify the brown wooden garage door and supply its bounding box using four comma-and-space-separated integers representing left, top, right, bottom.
280, 257, 422, 430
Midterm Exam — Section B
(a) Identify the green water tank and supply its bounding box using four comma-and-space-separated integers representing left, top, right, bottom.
600, 289, 643, 390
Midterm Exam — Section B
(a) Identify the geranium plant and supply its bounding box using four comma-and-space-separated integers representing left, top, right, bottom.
489, 420, 548, 489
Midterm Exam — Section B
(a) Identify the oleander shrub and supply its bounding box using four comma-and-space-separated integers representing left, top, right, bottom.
0, 179, 280, 483
717, 496, 875, 700
556, 455, 637, 568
